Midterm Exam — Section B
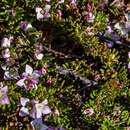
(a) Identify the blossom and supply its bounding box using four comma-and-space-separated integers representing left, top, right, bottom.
57, 10, 62, 17
1, 37, 13, 48
45, 0, 50, 2
41, 67, 46, 74
53, 109, 60, 117
35, 99, 51, 118
70, 0, 78, 5
1, 64, 20, 80
34, 53, 44, 60
36, 43, 43, 52
114, 22, 129, 36
19, 97, 36, 117
107, 41, 114, 49
11, 8, 15, 17
35, 5, 51, 20
31, 118, 67, 130
87, 3, 91, 10
16, 64, 41, 90
0, 83, 10, 105
86, 12, 95, 23
83, 107, 94, 116
19, 97, 51, 119
31, 118, 48, 130
21, 21, 33, 31
2, 48, 10, 59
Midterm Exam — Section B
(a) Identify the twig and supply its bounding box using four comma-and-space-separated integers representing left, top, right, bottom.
43, 46, 84, 59
56, 66, 98, 92
94, 34, 130, 48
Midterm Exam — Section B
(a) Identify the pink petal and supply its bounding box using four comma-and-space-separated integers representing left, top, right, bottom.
16, 79, 25, 87
0, 86, 8, 94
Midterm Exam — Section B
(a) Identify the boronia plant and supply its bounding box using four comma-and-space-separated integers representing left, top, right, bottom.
0, 0, 129, 129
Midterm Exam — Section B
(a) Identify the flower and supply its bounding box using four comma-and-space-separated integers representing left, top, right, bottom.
87, 12, 95, 23
70, 0, 78, 5
45, 0, 50, 2
106, 41, 114, 49
36, 43, 43, 52
11, 8, 15, 17
114, 22, 129, 36
35, 5, 51, 20
53, 109, 60, 117
16, 64, 42, 90
31, 118, 48, 130
19, 97, 36, 117
57, 10, 62, 17
19, 97, 51, 119
2, 48, 10, 59
41, 67, 46, 74
87, 3, 91, 10
35, 99, 51, 118
34, 53, 44, 60
83, 107, 94, 116
1, 37, 13, 48
0, 83, 10, 105
1, 64, 20, 80
21, 21, 32, 31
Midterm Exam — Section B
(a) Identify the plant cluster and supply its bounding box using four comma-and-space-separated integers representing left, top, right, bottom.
0, 0, 129, 129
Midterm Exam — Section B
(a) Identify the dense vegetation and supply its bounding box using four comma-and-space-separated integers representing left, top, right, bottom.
0, 0, 129, 129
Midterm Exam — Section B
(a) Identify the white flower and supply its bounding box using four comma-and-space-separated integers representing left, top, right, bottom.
21, 21, 33, 31
86, 12, 95, 23
114, 22, 129, 36
31, 118, 48, 130
19, 97, 51, 119
35, 5, 51, 20
1, 37, 13, 48
1, 64, 20, 80
34, 53, 44, 60
2, 48, 10, 59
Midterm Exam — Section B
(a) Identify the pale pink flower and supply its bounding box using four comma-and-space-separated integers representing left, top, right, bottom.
36, 43, 43, 52
41, 67, 46, 74
57, 10, 62, 17
1, 64, 19, 80
1, 37, 13, 48
83, 107, 94, 116
19, 97, 51, 119
34, 53, 44, 60
70, 0, 78, 5
87, 4, 91, 10
11, 8, 15, 17
0, 83, 10, 105
21, 21, 32, 31
2, 48, 10, 58
87, 12, 95, 23
35, 5, 51, 20
16, 64, 41, 90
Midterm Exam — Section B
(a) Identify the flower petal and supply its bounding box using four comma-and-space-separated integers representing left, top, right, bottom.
33, 70, 42, 79
25, 64, 33, 75
0, 86, 8, 94
42, 99, 48, 105
35, 7, 42, 13
20, 97, 30, 106
16, 79, 25, 87
31, 118, 48, 130
19, 107, 29, 117
42, 105, 51, 115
